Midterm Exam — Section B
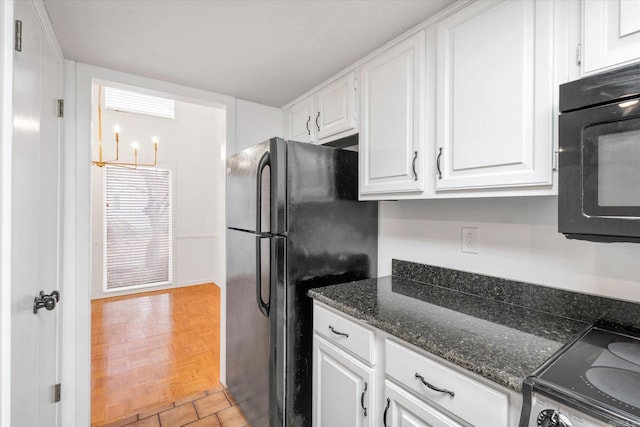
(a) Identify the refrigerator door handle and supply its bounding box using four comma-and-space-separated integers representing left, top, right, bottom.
256, 150, 271, 234
255, 150, 271, 317
255, 235, 270, 317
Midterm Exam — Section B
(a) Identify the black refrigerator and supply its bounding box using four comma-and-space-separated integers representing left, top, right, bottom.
225, 138, 378, 427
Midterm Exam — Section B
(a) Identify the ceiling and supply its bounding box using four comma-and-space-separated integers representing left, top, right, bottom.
43, 0, 455, 107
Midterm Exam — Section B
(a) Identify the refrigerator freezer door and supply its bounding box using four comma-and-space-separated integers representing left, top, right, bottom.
226, 228, 272, 427
226, 138, 286, 235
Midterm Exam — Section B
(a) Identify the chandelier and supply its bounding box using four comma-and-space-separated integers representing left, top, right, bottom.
92, 85, 159, 168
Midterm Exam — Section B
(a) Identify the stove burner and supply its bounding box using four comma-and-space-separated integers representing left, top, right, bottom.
609, 342, 640, 367
521, 324, 640, 427
585, 367, 640, 410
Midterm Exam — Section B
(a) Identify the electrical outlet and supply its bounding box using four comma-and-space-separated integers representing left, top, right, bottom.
461, 227, 478, 254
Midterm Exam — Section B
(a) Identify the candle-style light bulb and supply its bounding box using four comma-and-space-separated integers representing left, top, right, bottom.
152, 136, 159, 147
132, 141, 139, 168
114, 125, 121, 143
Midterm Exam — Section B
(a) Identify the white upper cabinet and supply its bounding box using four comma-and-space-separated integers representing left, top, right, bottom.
359, 31, 425, 197
583, 0, 640, 74
316, 72, 357, 140
287, 96, 315, 143
285, 72, 357, 144
434, 0, 554, 191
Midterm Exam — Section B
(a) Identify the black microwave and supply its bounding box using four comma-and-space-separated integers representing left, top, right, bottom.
559, 63, 640, 243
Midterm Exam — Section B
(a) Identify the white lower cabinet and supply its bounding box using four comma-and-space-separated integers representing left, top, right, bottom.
312, 302, 514, 427
385, 340, 509, 427
313, 335, 374, 427
384, 380, 463, 427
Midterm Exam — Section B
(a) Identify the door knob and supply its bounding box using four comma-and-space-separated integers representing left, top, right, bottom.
33, 290, 60, 314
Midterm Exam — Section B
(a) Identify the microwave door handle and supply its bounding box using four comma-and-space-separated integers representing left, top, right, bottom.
255, 151, 271, 317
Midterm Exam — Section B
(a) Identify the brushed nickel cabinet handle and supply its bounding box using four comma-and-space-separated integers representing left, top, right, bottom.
415, 372, 455, 397
412, 151, 418, 181
383, 397, 391, 426
328, 325, 349, 338
360, 381, 368, 416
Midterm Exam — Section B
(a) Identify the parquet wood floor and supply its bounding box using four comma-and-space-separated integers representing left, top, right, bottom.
91, 283, 226, 426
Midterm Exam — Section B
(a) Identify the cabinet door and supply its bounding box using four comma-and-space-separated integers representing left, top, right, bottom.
384, 381, 463, 427
435, 0, 553, 191
360, 31, 425, 196
287, 96, 315, 143
313, 335, 373, 427
583, 0, 640, 74
316, 72, 357, 141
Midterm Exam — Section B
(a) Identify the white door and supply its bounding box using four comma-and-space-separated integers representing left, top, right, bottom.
583, 0, 640, 74
359, 31, 425, 196
287, 96, 315, 143
435, 0, 554, 191
384, 381, 463, 427
316, 72, 356, 141
313, 335, 373, 427
11, 1, 63, 426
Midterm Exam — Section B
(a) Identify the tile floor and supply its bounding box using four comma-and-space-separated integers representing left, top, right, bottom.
101, 384, 249, 427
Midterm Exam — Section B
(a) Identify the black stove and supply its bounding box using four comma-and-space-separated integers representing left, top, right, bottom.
520, 323, 640, 427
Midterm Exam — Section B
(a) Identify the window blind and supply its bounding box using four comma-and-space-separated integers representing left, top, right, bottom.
104, 166, 172, 290
104, 86, 175, 119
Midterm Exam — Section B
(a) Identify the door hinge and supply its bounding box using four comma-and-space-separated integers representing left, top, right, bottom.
576, 43, 582, 66
14, 20, 22, 52
553, 150, 559, 171
57, 99, 64, 118
54, 383, 61, 403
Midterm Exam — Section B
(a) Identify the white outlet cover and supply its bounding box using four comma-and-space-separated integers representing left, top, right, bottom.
461, 227, 478, 254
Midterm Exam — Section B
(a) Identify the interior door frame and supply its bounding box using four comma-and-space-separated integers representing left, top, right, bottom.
0, 1, 15, 424
62, 62, 236, 426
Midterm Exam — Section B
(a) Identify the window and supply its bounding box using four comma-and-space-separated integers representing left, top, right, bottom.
104, 166, 173, 291
104, 86, 175, 119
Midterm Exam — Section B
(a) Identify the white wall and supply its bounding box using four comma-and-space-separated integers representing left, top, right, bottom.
234, 99, 282, 153
378, 196, 640, 303
90, 84, 226, 298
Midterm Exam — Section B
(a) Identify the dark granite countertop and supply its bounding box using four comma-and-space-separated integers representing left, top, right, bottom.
308, 275, 589, 392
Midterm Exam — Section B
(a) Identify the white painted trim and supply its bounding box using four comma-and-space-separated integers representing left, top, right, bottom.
176, 279, 218, 288
31, 0, 63, 61
62, 61, 235, 427
176, 234, 219, 240
0, 1, 14, 425
90, 279, 217, 301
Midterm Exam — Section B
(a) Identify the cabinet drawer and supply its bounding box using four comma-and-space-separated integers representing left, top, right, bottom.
385, 340, 508, 427
314, 303, 375, 365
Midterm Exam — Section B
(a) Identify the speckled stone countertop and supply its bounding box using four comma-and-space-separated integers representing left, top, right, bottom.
308, 275, 589, 392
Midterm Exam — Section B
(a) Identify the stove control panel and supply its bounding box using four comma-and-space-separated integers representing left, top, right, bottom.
528, 395, 609, 427
537, 409, 572, 427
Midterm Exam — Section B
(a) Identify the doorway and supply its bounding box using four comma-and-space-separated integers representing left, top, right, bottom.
62, 64, 236, 426
88, 81, 226, 425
